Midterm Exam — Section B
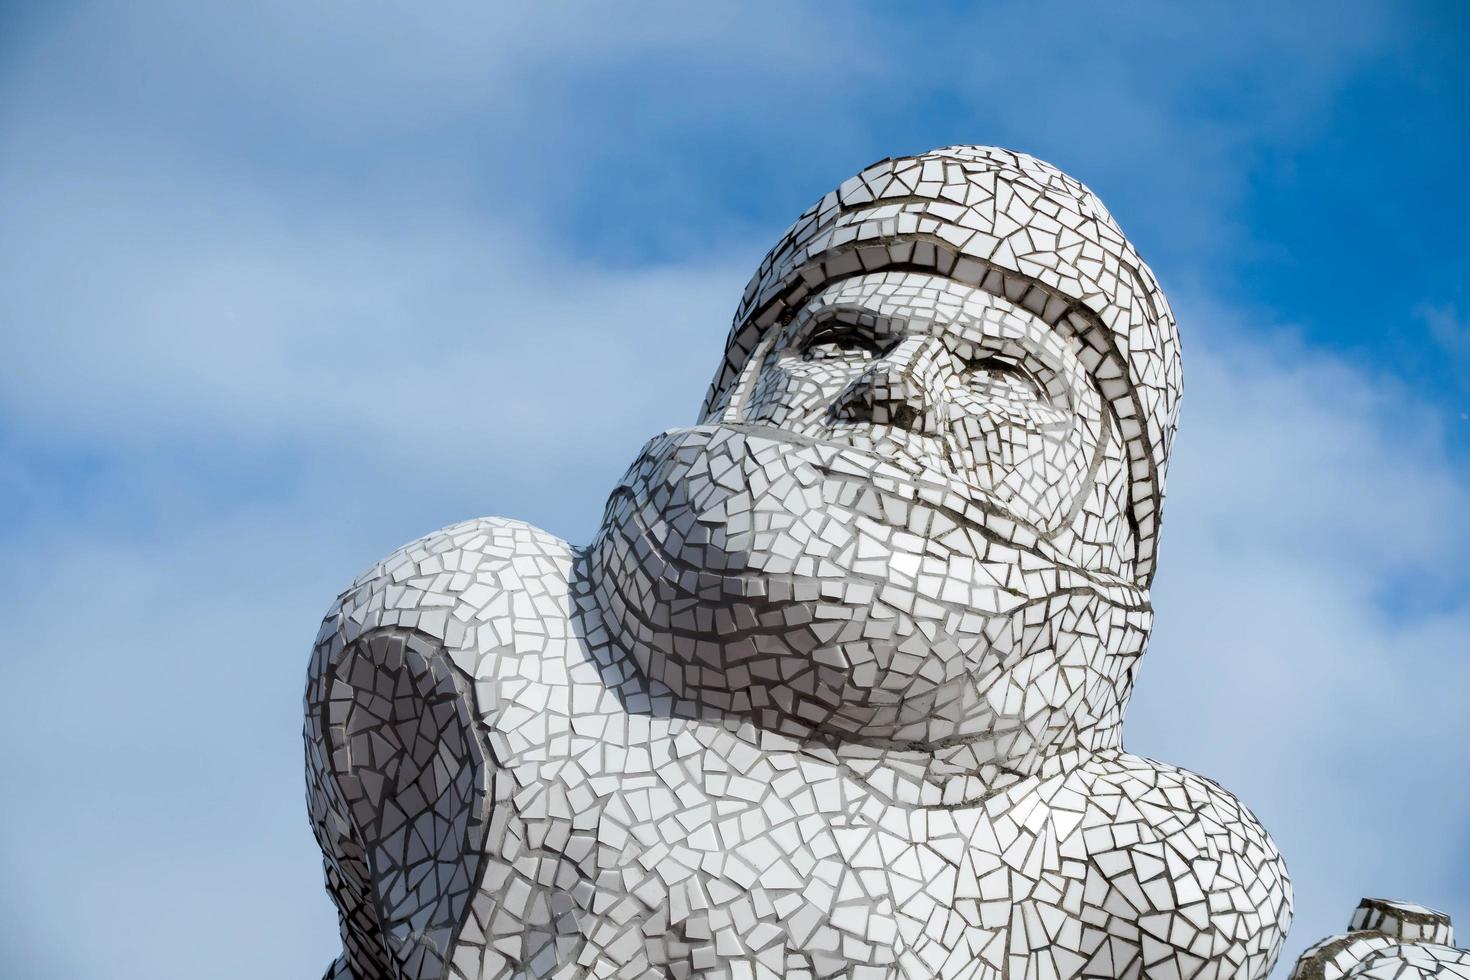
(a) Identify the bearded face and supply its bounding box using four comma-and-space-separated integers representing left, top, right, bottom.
590, 271, 1151, 754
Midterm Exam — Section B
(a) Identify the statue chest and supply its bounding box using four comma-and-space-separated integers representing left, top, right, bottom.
504, 712, 1079, 979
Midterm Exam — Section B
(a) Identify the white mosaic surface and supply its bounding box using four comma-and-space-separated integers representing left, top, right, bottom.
1290, 899, 1470, 980
303, 146, 1297, 979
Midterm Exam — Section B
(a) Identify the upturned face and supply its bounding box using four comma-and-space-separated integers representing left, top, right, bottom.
591, 271, 1148, 752
738, 271, 1132, 566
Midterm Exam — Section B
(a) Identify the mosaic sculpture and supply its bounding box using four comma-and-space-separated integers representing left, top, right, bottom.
302, 146, 1459, 979
1291, 900, 1469, 980
1293, 905, 1464, 980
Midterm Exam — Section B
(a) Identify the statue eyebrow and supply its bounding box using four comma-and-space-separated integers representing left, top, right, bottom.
785, 305, 906, 346
784, 287, 1074, 373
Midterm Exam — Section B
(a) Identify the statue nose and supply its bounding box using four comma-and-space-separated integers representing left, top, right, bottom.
831, 335, 948, 435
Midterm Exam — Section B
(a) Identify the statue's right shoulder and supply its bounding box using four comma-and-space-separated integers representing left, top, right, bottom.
302, 517, 582, 979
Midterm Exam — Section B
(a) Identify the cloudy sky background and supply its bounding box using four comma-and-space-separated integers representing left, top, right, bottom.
1, 2, 1467, 977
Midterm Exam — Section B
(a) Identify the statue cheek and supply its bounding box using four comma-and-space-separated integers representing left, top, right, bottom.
738, 366, 791, 423
947, 393, 1103, 539
996, 426, 1092, 524
742, 362, 862, 430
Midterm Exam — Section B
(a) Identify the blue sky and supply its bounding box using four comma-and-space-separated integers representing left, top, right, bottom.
1, 3, 1466, 978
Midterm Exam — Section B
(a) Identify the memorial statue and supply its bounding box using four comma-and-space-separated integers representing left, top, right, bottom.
302, 145, 1462, 979
1292, 899, 1469, 980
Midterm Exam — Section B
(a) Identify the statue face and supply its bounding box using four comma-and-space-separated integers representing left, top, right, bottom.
592, 270, 1146, 749
736, 271, 1130, 563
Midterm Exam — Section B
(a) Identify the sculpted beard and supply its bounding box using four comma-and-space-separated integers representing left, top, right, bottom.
589, 423, 1151, 753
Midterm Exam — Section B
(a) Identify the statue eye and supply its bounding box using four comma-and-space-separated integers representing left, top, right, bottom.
801, 327, 878, 362
967, 355, 1044, 400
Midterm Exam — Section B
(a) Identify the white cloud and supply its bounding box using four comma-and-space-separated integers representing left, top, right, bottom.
1129, 297, 1470, 974
0, 146, 748, 523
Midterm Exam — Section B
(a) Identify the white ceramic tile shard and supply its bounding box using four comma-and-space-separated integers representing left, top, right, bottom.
1290, 899, 1470, 980
301, 146, 1456, 979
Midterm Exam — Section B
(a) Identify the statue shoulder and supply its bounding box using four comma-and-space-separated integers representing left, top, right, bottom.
1290, 899, 1469, 980
301, 514, 578, 977
1069, 751, 1294, 979
312, 515, 578, 667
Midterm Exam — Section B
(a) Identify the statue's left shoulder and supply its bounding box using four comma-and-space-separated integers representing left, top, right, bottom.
1291, 898, 1470, 980
1067, 751, 1294, 980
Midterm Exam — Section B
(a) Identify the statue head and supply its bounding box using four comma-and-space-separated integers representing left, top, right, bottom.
590, 146, 1182, 770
